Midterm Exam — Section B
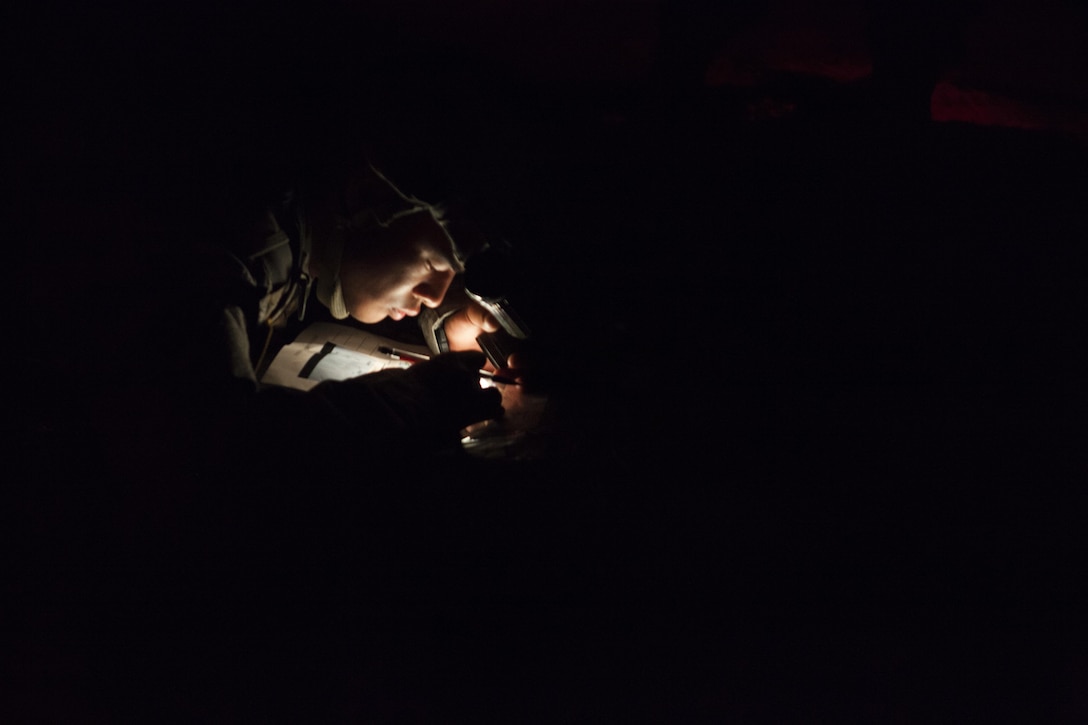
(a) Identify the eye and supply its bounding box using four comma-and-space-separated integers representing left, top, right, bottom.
425, 258, 450, 274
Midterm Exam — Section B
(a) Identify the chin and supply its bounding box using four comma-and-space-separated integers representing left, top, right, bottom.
351, 310, 385, 324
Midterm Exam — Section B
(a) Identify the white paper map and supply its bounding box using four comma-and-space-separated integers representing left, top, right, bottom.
260, 322, 431, 391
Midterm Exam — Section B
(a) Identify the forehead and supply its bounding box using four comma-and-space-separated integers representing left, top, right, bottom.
399, 211, 464, 271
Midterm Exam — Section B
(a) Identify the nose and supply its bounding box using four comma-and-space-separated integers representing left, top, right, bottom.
412, 268, 455, 308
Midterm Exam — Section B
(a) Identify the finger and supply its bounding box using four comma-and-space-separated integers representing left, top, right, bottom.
442, 307, 501, 352
494, 365, 522, 385
466, 303, 501, 333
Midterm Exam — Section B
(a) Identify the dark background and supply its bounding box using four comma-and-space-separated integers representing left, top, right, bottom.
6, 1, 1088, 722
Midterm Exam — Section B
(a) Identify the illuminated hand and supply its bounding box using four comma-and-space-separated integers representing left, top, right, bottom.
442, 303, 501, 356
441, 304, 538, 391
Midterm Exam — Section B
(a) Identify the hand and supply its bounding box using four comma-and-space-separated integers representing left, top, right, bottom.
315, 350, 503, 450
441, 303, 536, 379
442, 303, 501, 356
402, 350, 504, 433
440, 304, 542, 391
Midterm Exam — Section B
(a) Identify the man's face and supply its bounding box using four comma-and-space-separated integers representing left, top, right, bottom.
338, 212, 459, 324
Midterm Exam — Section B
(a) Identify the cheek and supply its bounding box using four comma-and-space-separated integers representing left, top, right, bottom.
378, 266, 432, 302
341, 250, 428, 312
374, 275, 418, 303
344, 263, 390, 300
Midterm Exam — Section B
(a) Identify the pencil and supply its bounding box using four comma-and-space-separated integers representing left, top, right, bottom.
378, 345, 521, 385
377, 345, 430, 363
